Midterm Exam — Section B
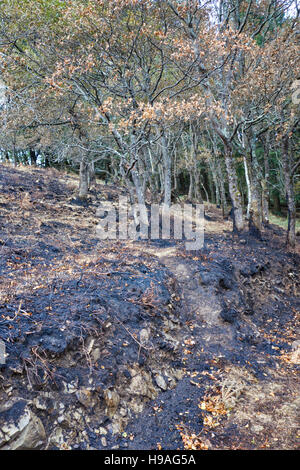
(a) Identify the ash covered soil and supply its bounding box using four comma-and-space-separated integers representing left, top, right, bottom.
0, 163, 299, 450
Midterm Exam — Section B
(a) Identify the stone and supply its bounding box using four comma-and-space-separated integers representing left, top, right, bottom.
91, 348, 101, 362
99, 427, 108, 435
251, 424, 264, 433
62, 380, 78, 394
290, 346, 300, 365
104, 389, 120, 418
139, 328, 151, 345
85, 337, 95, 354
0, 399, 46, 450
292, 340, 300, 351
49, 427, 65, 448
119, 407, 127, 417
128, 372, 157, 399
9, 364, 23, 374
73, 410, 83, 423
76, 388, 98, 408
155, 375, 167, 391
33, 396, 48, 411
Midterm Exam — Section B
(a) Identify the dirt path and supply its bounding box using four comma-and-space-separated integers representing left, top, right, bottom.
122, 236, 300, 450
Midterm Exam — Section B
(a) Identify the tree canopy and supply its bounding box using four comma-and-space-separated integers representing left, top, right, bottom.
0, 0, 299, 245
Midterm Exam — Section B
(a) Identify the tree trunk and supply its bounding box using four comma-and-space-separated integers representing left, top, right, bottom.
208, 158, 221, 206
79, 159, 89, 199
44, 152, 51, 168
216, 158, 227, 216
173, 148, 178, 192
13, 147, 18, 167
88, 161, 96, 189
282, 136, 296, 248
188, 172, 194, 199
161, 132, 171, 207
199, 174, 209, 203
206, 169, 214, 203
194, 169, 203, 203
224, 144, 244, 232
261, 178, 269, 225
30, 149, 37, 166
131, 168, 146, 207
248, 135, 262, 237
261, 133, 270, 225
243, 154, 251, 219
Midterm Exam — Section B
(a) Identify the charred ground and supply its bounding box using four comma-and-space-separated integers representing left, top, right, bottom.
0, 163, 299, 450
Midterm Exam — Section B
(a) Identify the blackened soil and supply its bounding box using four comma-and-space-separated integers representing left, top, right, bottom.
0, 163, 299, 450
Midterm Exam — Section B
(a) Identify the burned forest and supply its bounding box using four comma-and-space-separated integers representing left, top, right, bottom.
0, 0, 299, 453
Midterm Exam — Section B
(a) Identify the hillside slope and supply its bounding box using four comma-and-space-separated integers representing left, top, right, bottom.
0, 164, 299, 450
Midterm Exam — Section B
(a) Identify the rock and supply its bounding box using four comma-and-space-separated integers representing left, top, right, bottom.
119, 407, 127, 417
273, 286, 284, 295
49, 427, 65, 448
57, 416, 67, 425
91, 348, 101, 363
127, 372, 157, 399
85, 337, 95, 353
0, 399, 46, 450
290, 346, 300, 365
33, 396, 48, 411
139, 328, 151, 345
4, 386, 13, 396
251, 424, 264, 433
110, 420, 124, 435
8, 364, 23, 374
155, 375, 167, 391
73, 410, 83, 423
62, 380, 78, 394
76, 388, 98, 409
99, 427, 108, 435
101, 436, 107, 447
291, 340, 300, 351
104, 389, 120, 418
